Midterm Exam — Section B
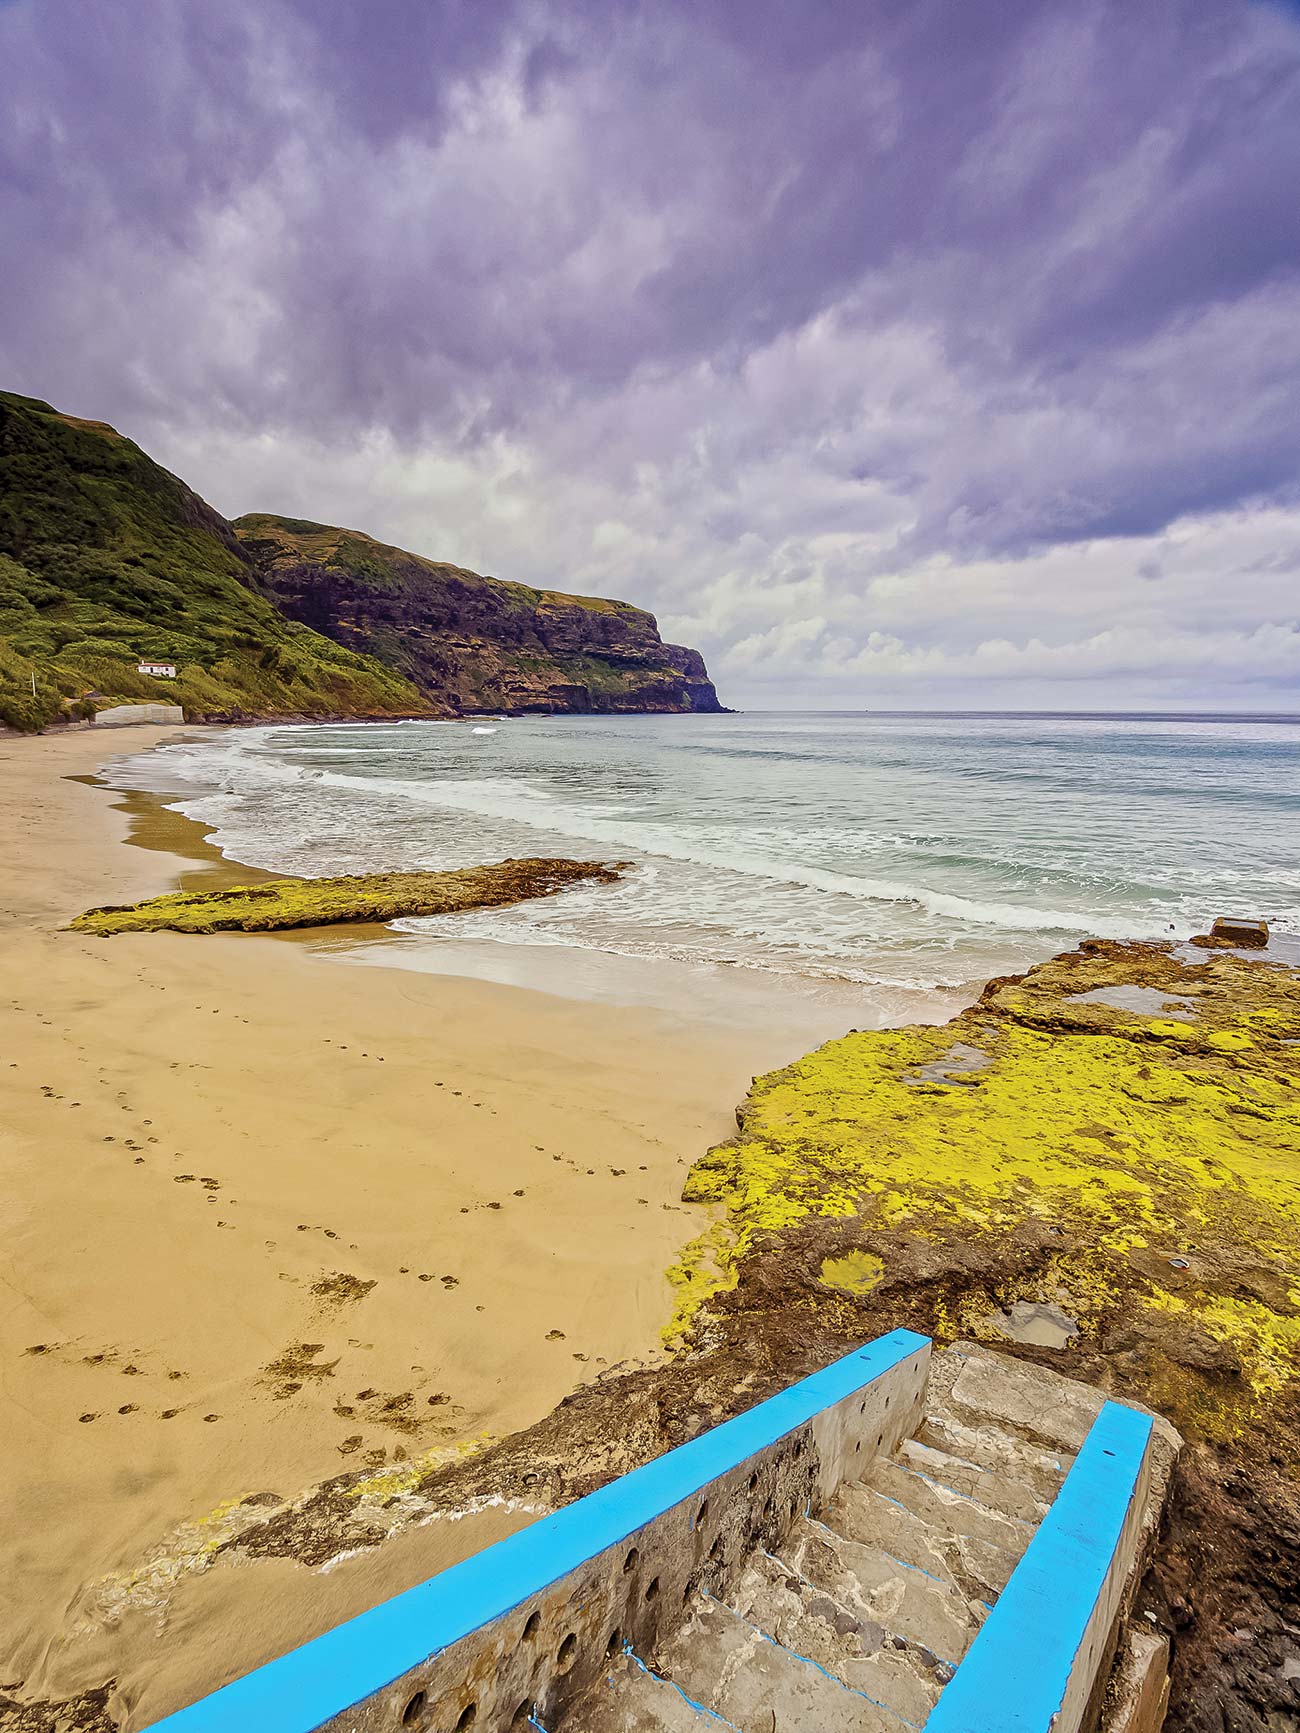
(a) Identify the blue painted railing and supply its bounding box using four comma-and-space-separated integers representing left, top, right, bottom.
924, 1398, 1155, 1733
148, 1327, 930, 1732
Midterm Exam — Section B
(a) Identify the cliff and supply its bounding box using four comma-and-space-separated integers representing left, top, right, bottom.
0, 392, 426, 730
0, 393, 724, 730
234, 514, 724, 716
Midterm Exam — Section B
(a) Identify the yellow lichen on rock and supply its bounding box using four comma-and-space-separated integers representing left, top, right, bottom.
675, 940, 1300, 1439
67, 858, 625, 935
819, 1249, 886, 1295
661, 1222, 739, 1349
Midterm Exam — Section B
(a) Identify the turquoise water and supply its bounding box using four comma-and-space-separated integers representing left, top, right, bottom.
122, 711, 1300, 998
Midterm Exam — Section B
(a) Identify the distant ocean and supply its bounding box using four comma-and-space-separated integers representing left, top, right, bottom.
117, 711, 1300, 1005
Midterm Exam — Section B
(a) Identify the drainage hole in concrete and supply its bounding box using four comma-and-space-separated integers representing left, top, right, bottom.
645, 1577, 660, 1603
402, 1691, 425, 1726
606, 1628, 622, 1657
558, 1633, 577, 1668
623, 1547, 638, 1573
523, 1611, 541, 1641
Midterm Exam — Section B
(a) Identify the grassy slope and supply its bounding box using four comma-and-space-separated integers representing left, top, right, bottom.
0, 393, 427, 730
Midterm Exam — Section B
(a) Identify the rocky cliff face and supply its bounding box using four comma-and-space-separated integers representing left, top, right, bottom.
234, 515, 724, 716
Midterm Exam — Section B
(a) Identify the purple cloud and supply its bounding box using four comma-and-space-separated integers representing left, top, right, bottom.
2, 0, 1298, 703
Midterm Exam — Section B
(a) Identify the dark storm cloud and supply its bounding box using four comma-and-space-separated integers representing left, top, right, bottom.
1, 0, 1299, 612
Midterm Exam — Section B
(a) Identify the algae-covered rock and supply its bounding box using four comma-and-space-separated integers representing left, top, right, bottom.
672, 938, 1300, 1731
68, 858, 624, 935
680, 939, 1300, 1433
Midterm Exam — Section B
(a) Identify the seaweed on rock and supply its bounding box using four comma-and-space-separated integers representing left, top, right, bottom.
68, 858, 625, 935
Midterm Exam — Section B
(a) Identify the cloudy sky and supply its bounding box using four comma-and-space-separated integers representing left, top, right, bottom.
3, 0, 1299, 710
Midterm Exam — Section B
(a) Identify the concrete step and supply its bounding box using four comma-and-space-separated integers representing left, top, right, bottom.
562, 1650, 723, 1732
725, 1552, 949, 1726
782, 1516, 986, 1666
915, 1411, 1073, 1503
894, 1437, 1051, 1526
830, 1482, 1020, 1605
652, 1593, 905, 1733
926, 1342, 1103, 1454
862, 1456, 1037, 1556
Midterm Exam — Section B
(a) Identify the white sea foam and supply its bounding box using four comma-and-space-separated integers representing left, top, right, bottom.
115, 713, 1300, 993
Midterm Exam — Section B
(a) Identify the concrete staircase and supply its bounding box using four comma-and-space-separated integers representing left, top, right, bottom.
151, 1333, 1179, 1733
569, 1386, 1073, 1732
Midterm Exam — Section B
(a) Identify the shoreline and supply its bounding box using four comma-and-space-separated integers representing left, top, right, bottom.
0, 725, 920, 1729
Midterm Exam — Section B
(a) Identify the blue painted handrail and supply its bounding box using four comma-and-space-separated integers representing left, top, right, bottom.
924, 1398, 1155, 1733
148, 1327, 929, 1731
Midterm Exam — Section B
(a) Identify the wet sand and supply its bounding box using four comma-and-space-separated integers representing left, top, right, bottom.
0, 726, 896, 1729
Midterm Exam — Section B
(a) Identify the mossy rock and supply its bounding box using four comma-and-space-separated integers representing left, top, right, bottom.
675, 939, 1300, 1438
68, 857, 624, 935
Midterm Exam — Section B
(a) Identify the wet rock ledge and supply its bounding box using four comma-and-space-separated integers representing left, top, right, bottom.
669, 935, 1300, 1733
67, 857, 625, 935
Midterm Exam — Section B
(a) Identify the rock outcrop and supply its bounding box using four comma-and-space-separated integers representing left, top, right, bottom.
234, 514, 724, 716
69, 858, 624, 935
668, 938, 1300, 1733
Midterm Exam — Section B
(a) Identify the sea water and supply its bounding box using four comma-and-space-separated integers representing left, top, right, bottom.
116, 711, 1300, 1013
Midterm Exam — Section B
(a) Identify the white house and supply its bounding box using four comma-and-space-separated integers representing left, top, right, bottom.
137, 660, 177, 678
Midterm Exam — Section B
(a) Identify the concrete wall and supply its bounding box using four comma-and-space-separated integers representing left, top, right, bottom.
94, 702, 185, 727
149, 1329, 932, 1733
924, 1399, 1160, 1733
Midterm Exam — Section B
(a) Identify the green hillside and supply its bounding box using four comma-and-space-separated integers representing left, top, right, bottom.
0, 392, 427, 731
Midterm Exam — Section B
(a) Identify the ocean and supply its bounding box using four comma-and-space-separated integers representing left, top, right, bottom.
116, 710, 1300, 1020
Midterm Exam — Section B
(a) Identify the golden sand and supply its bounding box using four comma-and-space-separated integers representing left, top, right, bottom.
0, 726, 868, 1728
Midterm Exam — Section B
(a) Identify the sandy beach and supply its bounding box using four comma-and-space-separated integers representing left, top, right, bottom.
0, 726, 878, 1729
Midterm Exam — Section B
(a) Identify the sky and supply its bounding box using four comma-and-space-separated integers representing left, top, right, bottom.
3, 0, 1300, 711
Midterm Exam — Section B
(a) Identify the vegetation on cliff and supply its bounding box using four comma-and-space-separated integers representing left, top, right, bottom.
0, 392, 428, 731
235, 514, 723, 716
69, 858, 623, 935
0, 391, 722, 730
